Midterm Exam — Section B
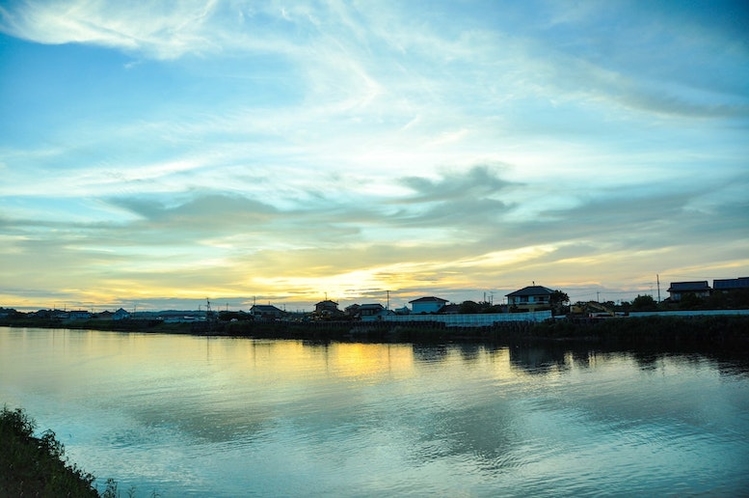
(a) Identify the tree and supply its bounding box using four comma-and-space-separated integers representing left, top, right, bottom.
550, 290, 570, 315
632, 294, 657, 311
459, 301, 480, 314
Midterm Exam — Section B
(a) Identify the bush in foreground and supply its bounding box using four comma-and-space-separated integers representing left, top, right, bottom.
0, 405, 99, 497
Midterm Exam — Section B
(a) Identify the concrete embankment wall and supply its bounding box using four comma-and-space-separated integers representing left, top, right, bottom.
377, 310, 552, 328
629, 310, 749, 318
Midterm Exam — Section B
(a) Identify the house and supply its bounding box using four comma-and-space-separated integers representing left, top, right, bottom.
667, 281, 711, 302
315, 300, 340, 313
506, 285, 555, 311
344, 303, 361, 317
314, 300, 342, 319
359, 303, 389, 321
250, 304, 285, 321
393, 305, 411, 315
438, 303, 461, 314
112, 308, 131, 321
409, 296, 449, 314
713, 277, 749, 292
67, 310, 91, 320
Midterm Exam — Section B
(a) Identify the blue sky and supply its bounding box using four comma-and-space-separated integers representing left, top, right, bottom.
1, 0, 748, 311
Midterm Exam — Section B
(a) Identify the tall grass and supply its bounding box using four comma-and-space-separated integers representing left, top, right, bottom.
0, 406, 162, 497
0, 405, 98, 497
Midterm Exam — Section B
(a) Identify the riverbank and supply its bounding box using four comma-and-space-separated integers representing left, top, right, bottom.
2, 314, 749, 347
0, 406, 100, 497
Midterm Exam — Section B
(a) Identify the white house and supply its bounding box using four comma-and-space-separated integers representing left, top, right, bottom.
409, 296, 449, 314
506, 285, 555, 311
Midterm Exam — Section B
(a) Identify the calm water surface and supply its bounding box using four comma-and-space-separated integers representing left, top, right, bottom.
2, 327, 748, 496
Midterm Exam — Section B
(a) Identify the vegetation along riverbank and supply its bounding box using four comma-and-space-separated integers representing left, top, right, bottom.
2, 313, 748, 348
0, 406, 122, 497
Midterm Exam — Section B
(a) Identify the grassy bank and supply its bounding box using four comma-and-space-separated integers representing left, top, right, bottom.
0, 406, 100, 497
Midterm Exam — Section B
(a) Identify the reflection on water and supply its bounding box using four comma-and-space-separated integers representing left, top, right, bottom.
2, 327, 749, 497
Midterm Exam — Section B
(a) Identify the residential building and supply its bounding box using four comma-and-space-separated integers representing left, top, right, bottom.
313, 300, 342, 319
112, 308, 131, 320
409, 296, 449, 314
438, 303, 461, 314
250, 304, 285, 321
713, 277, 749, 292
667, 281, 711, 302
344, 304, 361, 317
315, 300, 340, 314
359, 303, 389, 321
67, 310, 91, 320
506, 285, 555, 311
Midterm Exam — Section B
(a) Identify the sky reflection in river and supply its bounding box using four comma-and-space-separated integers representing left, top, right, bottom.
1, 327, 748, 496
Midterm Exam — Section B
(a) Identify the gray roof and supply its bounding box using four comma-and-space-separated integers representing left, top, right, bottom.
667, 281, 710, 292
359, 303, 385, 310
409, 296, 448, 304
251, 304, 284, 312
506, 285, 554, 297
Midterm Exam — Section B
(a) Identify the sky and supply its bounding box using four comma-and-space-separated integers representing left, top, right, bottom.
1, 0, 748, 312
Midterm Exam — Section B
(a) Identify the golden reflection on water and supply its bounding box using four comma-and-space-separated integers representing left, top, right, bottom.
3, 327, 749, 497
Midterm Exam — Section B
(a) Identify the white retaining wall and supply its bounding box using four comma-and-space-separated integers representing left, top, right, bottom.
382, 310, 552, 328
629, 310, 749, 318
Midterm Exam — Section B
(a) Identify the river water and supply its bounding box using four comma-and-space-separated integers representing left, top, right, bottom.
1, 327, 748, 497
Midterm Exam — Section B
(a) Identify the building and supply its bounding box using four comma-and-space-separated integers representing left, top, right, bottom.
438, 303, 461, 314
67, 310, 91, 320
359, 303, 389, 321
713, 277, 749, 292
506, 285, 555, 311
112, 308, 131, 320
344, 303, 361, 317
315, 300, 340, 314
313, 300, 342, 319
409, 296, 449, 314
250, 304, 285, 321
667, 281, 711, 302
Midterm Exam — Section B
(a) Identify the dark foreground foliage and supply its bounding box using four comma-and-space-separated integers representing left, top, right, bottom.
0, 406, 99, 497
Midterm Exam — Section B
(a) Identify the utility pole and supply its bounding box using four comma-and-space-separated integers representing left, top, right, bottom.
386, 290, 390, 310
656, 274, 661, 303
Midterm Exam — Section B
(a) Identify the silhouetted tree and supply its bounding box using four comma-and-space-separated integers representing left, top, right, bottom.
550, 290, 570, 315
632, 294, 657, 311
459, 301, 480, 314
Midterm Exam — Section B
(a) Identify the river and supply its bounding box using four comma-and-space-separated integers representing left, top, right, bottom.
1, 327, 748, 496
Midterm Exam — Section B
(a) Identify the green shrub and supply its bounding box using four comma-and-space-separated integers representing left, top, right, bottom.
1, 405, 99, 497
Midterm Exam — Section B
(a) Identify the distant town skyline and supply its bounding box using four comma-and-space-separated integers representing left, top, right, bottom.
6, 274, 745, 314
1, 1, 747, 312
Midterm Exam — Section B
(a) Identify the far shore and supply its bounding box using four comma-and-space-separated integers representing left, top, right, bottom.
2, 313, 749, 350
